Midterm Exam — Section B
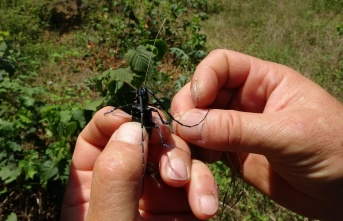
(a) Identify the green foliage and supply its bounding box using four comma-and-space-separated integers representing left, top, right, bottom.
0, 66, 80, 188
82, 0, 208, 66
0, 3, 209, 219
87, 39, 167, 110
336, 23, 343, 36
0, 0, 45, 45
140, 39, 168, 62
126, 45, 156, 73
1, 212, 18, 221
0, 39, 86, 219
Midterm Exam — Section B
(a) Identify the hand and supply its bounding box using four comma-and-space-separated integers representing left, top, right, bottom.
171, 49, 343, 220
60, 107, 218, 221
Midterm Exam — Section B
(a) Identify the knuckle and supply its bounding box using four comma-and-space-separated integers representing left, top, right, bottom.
225, 110, 243, 148
208, 48, 226, 57
204, 110, 242, 150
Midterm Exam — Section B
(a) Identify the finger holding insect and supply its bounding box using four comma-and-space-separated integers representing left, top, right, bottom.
140, 162, 219, 221
139, 175, 192, 214
141, 144, 219, 220
186, 159, 219, 220
87, 122, 149, 221
62, 109, 143, 220
72, 106, 132, 172
148, 111, 173, 145
148, 134, 192, 187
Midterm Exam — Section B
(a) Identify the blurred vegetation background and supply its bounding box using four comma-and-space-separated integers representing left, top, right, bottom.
0, 0, 341, 220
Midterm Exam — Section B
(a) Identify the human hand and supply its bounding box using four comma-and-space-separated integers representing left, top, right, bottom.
171, 49, 343, 220
60, 107, 218, 221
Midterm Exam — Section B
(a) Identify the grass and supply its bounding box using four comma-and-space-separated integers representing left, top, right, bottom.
203, 0, 342, 220
204, 0, 342, 101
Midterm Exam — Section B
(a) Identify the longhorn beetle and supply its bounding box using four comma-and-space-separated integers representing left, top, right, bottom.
104, 84, 209, 176
104, 18, 209, 189
104, 19, 243, 219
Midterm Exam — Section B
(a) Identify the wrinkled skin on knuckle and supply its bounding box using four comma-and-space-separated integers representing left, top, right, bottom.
202, 110, 242, 150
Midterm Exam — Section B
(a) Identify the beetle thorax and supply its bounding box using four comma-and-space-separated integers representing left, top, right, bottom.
137, 87, 150, 105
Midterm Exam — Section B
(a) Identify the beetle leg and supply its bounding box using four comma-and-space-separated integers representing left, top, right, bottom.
153, 123, 173, 148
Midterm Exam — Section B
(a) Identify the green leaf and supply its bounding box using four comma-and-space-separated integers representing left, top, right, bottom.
21, 96, 35, 107
26, 168, 37, 179
72, 108, 86, 128
60, 110, 72, 124
7, 141, 22, 152
18, 113, 32, 124
45, 128, 53, 137
0, 163, 21, 184
2, 212, 18, 221
84, 97, 106, 111
170, 47, 189, 61
106, 68, 136, 94
108, 68, 135, 83
0, 187, 7, 196
140, 39, 168, 61
126, 46, 155, 73
40, 160, 58, 186
65, 122, 77, 136
0, 41, 7, 53
19, 151, 39, 180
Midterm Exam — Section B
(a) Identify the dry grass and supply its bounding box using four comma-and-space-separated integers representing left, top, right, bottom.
203, 0, 342, 100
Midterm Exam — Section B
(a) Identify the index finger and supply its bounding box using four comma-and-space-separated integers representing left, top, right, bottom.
171, 49, 288, 116
190, 50, 252, 107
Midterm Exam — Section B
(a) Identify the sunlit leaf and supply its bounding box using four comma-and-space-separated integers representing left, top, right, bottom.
3, 212, 18, 221
126, 46, 155, 73
40, 160, 58, 186
65, 122, 77, 136
84, 97, 106, 111
7, 141, 22, 152
0, 163, 21, 184
140, 39, 168, 61
170, 47, 189, 61
18, 114, 32, 124
108, 68, 134, 83
60, 110, 72, 124
72, 109, 86, 128
21, 96, 35, 107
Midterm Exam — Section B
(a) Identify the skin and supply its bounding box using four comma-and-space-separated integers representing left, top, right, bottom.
60, 107, 218, 221
171, 49, 343, 220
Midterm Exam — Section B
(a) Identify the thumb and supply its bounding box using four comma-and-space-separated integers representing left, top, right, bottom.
86, 122, 148, 221
174, 108, 294, 156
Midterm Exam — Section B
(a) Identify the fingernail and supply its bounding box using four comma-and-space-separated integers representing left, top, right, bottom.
112, 110, 131, 119
166, 157, 189, 180
199, 194, 218, 215
191, 79, 200, 105
179, 110, 207, 140
112, 122, 144, 145
173, 112, 180, 121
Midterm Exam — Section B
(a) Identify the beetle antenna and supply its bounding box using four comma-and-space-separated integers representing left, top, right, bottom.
143, 18, 167, 87
124, 80, 137, 91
